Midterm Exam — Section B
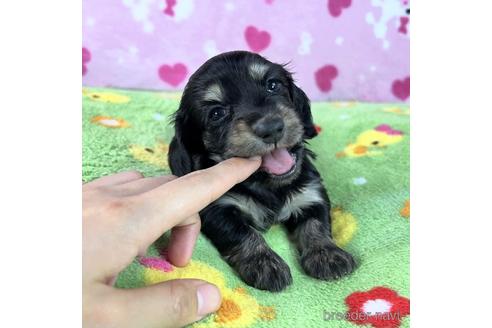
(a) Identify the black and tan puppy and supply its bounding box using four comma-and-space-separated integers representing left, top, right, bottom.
168, 51, 356, 292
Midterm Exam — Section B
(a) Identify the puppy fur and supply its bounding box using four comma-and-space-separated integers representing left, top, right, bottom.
168, 51, 356, 292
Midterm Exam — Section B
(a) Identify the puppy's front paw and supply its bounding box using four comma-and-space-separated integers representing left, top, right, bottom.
301, 245, 356, 280
234, 250, 292, 292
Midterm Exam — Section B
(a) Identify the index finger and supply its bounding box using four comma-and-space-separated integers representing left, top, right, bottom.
130, 157, 261, 247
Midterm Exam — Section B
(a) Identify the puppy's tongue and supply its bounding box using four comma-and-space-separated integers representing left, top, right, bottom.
261, 148, 295, 175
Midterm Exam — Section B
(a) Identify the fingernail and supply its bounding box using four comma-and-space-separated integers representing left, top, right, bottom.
197, 283, 221, 317
248, 156, 261, 162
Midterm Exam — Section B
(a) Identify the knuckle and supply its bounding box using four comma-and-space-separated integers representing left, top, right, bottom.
169, 281, 196, 321
102, 197, 136, 221
166, 174, 178, 180
127, 170, 144, 179
83, 291, 118, 327
106, 199, 126, 212
195, 217, 202, 229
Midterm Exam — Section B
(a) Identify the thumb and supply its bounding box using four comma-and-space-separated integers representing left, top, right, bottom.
113, 279, 221, 328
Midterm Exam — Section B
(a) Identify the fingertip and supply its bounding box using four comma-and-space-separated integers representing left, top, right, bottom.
247, 156, 262, 168
197, 283, 222, 317
213, 157, 260, 186
167, 248, 190, 267
223, 156, 261, 170
167, 219, 201, 267
248, 155, 261, 162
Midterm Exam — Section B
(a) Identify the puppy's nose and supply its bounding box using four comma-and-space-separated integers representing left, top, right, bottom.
253, 117, 285, 144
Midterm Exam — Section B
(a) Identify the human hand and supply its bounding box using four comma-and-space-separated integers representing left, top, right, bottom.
83, 157, 261, 328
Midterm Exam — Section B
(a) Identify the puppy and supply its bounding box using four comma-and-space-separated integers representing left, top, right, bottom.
168, 51, 356, 292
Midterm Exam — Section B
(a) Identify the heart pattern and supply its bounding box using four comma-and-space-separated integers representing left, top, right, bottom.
328, 0, 352, 18
375, 124, 403, 136
163, 0, 176, 16
158, 63, 188, 87
244, 26, 271, 52
82, 47, 91, 76
83, 2, 409, 102
398, 16, 409, 34
391, 77, 410, 101
315, 65, 338, 92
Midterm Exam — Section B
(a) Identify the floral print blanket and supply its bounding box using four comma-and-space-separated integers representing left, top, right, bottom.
83, 88, 410, 328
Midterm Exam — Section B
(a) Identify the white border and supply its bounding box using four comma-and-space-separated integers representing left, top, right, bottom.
0, 1, 81, 327
1, 1, 492, 326
412, 1, 492, 327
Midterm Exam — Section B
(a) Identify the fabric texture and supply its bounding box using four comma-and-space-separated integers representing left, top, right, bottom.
82, 87, 410, 328
82, 0, 410, 102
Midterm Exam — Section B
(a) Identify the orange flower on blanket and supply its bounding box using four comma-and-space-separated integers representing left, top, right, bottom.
139, 254, 276, 328
345, 286, 410, 328
400, 200, 410, 218
91, 116, 130, 128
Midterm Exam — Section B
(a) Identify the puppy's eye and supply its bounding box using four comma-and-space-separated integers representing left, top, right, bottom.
266, 79, 282, 93
209, 107, 227, 121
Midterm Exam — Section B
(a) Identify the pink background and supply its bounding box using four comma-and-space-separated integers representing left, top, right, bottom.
82, 0, 410, 102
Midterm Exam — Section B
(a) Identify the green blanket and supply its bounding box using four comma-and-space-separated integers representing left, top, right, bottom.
83, 88, 410, 328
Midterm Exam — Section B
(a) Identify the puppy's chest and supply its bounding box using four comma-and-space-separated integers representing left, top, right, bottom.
218, 182, 324, 230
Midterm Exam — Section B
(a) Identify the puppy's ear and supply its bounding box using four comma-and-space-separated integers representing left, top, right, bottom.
168, 136, 193, 176
292, 84, 317, 139
168, 112, 193, 176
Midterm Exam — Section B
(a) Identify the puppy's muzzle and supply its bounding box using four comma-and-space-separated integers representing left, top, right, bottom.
252, 116, 285, 144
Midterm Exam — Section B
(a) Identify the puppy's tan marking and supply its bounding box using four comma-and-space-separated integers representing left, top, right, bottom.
249, 63, 269, 80
225, 121, 270, 157
217, 192, 274, 229
223, 231, 267, 263
294, 219, 331, 251
278, 104, 304, 146
223, 231, 293, 291
224, 105, 303, 159
293, 218, 356, 280
203, 83, 223, 102
277, 182, 324, 222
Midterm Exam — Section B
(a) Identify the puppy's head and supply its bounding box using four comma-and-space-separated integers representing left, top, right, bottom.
169, 51, 317, 185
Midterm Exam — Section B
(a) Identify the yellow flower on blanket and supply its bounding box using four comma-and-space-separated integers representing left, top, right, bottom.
140, 257, 276, 328
331, 207, 357, 247
383, 107, 410, 115
332, 101, 357, 108
336, 124, 404, 158
90, 115, 130, 128
156, 91, 182, 100
83, 89, 130, 104
129, 141, 169, 169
